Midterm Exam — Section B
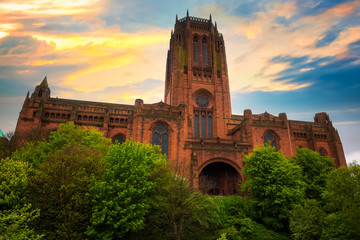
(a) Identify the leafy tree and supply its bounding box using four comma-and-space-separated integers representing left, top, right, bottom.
12, 122, 111, 166
28, 144, 107, 239
144, 174, 219, 240
242, 146, 304, 230
86, 141, 166, 239
321, 213, 356, 240
0, 204, 43, 240
290, 199, 326, 240
291, 148, 334, 200
0, 158, 31, 210
321, 163, 360, 239
215, 196, 289, 240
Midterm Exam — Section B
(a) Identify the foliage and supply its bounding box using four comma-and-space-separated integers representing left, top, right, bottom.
290, 199, 326, 240
0, 158, 31, 210
322, 163, 360, 239
215, 196, 289, 240
144, 173, 219, 240
86, 141, 166, 239
12, 122, 111, 165
291, 148, 334, 200
28, 144, 107, 239
0, 204, 43, 240
242, 146, 304, 230
321, 213, 356, 240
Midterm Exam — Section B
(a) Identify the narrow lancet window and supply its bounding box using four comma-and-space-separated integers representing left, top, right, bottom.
193, 35, 199, 63
194, 115, 199, 138
152, 124, 169, 156
202, 37, 208, 65
208, 116, 213, 138
201, 115, 206, 138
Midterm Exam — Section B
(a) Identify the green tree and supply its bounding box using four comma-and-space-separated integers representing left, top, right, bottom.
242, 146, 304, 230
215, 196, 289, 240
321, 163, 360, 239
86, 141, 166, 239
0, 204, 43, 240
144, 174, 219, 240
291, 148, 334, 200
0, 158, 30, 210
12, 122, 110, 166
28, 144, 107, 239
290, 199, 326, 240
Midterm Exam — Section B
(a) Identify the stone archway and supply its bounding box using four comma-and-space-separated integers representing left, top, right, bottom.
199, 161, 241, 196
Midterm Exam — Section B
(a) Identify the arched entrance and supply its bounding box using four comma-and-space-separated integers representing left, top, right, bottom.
199, 162, 241, 195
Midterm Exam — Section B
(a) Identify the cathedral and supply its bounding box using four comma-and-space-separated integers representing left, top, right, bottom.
15, 12, 346, 195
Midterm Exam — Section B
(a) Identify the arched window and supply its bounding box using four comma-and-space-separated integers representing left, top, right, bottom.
56, 113, 60, 119
62, 114, 66, 119
113, 134, 125, 144
202, 37, 208, 65
51, 113, 55, 118
45, 112, 49, 118
318, 148, 326, 156
193, 35, 199, 63
201, 115, 206, 138
89, 116, 93, 121
83, 115, 87, 121
77, 115, 82, 120
67, 114, 70, 119
208, 116, 213, 138
152, 124, 168, 156
38, 89, 42, 97
194, 115, 199, 138
264, 132, 277, 150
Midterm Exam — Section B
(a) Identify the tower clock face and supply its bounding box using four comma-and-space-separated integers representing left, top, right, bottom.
196, 94, 209, 108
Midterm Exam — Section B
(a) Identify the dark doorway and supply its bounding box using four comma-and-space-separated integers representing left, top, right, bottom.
199, 162, 241, 195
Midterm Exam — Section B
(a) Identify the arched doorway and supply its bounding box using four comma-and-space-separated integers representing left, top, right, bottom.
199, 162, 241, 196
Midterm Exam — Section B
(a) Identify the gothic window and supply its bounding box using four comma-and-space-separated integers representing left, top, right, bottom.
51, 113, 55, 118
194, 115, 199, 138
201, 115, 206, 138
45, 112, 49, 118
110, 118, 114, 123
264, 132, 277, 150
202, 37, 208, 65
113, 134, 125, 144
67, 114, 70, 119
196, 94, 209, 108
94, 116, 98, 121
100, 117, 104, 122
77, 115, 82, 120
193, 35, 199, 63
208, 116, 213, 138
152, 124, 169, 156
62, 114, 66, 119
56, 113, 60, 119
89, 116, 93, 121
318, 148, 326, 156
38, 89, 42, 97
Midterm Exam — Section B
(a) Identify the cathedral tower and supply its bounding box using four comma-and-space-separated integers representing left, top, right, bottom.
165, 11, 231, 138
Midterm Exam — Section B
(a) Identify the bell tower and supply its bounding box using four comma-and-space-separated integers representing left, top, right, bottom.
165, 11, 231, 138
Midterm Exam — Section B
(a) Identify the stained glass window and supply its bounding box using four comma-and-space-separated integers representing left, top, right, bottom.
153, 124, 168, 156
208, 116, 213, 138
264, 132, 277, 150
201, 115, 206, 138
193, 36, 199, 63
202, 37, 208, 65
194, 115, 199, 138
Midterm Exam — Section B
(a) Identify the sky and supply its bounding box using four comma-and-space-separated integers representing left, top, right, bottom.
0, 0, 359, 163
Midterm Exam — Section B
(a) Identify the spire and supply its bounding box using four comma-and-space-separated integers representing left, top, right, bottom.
186, 9, 189, 18
26, 91, 29, 100
209, 13, 212, 23
40, 76, 48, 87
215, 21, 217, 29
176, 14, 178, 22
